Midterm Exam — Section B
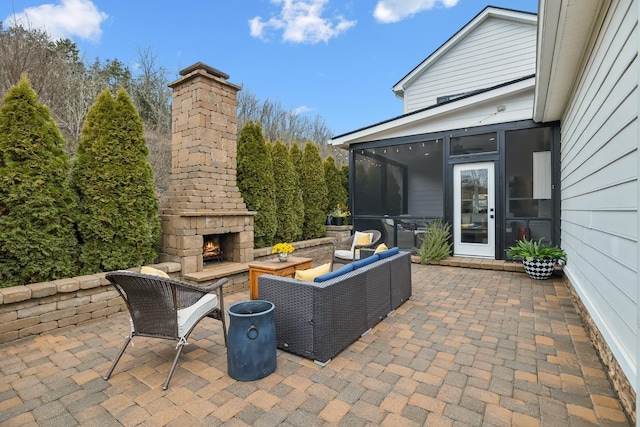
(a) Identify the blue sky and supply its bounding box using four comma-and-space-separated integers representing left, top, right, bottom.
1, 0, 538, 137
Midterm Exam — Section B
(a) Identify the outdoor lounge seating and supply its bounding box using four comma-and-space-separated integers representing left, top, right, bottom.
258, 248, 411, 364
104, 271, 228, 390
332, 229, 382, 267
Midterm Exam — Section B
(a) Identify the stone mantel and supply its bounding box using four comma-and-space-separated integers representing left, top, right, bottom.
161, 209, 256, 217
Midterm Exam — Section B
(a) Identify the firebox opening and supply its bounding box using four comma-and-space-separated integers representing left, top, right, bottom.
203, 235, 223, 264
203, 233, 237, 267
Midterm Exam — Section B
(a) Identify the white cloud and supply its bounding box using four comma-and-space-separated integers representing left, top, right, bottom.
5, 0, 108, 41
250, 0, 356, 44
292, 105, 312, 115
373, 0, 459, 23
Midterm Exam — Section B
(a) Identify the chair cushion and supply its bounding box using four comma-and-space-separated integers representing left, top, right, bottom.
355, 231, 373, 250
376, 247, 400, 260
355, 232, 373, 247
335, 249, 356, 260
374, 243, 389, 254
295, 263, 331, 281
314, 264, 355, 282
141, 266, 170, 278
177, 293, 217, 338
352, 254, 380, 269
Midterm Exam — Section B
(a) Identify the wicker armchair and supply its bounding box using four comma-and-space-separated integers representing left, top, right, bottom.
104, 271, 228, 390
332, 229, 382, 268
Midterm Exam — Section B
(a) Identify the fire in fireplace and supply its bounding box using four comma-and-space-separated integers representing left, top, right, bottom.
203, 235, 223, 263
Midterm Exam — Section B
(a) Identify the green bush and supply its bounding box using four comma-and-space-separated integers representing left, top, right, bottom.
289, 142, 305, 240
299, 141, 328, 239
72, 88, 160, 273
271, 140, 303, 242
0, 75, 79, 287
324, 156, 347, 218
416, 219, 452, 263
340, 164, 349, 201
237, 122, 277, 248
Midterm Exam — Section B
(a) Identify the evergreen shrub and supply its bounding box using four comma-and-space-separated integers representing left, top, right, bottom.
299, 141, 328, 239
271, 140, 302, 243
237, 122, 277, 248
289, 142, 305, 241
0, 75, 79, 287
324, 156, 347, 219
72, 88, 160, 273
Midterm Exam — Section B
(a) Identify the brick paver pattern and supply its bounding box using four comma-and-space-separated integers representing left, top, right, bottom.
0, 264, 631, 426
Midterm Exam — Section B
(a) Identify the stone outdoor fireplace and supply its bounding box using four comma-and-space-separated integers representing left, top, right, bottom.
159, 62, 255, 274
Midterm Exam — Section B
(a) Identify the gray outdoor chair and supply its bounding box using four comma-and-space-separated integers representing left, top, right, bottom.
332, 229, 382, 268
104, 271, 228, 390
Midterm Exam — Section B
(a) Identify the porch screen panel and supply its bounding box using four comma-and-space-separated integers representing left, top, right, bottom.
505, 127, 553, 246
353, 150, 406, 215
385, 163, 404, 216
354, 153, 383, 214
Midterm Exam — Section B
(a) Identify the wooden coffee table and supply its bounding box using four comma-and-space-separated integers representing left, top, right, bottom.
248, 256, 313, 299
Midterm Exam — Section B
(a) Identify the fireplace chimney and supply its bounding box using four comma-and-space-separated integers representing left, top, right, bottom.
159, 62, 255, 274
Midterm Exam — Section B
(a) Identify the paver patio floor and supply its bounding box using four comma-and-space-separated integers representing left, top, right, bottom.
0, 264, 631, 426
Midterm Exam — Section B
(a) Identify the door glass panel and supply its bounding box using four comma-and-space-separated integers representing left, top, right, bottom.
459, 169, 488, 244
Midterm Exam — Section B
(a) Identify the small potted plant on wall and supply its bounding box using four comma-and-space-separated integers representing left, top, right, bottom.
506, 238, 567, 280
330, 204, 351, 226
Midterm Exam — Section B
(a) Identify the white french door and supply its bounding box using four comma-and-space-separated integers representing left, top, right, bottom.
453, 162, 495, 258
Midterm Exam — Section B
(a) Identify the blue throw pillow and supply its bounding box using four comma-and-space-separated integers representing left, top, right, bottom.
314, 263, 354, 282
351, 254, 380, 269
376, 247, 400, 259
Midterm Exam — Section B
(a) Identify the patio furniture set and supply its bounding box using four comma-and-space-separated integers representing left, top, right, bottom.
103, 230, 412, 388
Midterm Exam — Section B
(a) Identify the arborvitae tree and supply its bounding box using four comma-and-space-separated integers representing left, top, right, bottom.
340, 163, 349, 205
300, 141, 328, 239
72, 87, 160, 273
290, 140, 303, 175
0, 75, 78, 287
289, 141, 305, 241
270, 140, 303, 242
324, 156, 347, 216
237, 121, 277, 248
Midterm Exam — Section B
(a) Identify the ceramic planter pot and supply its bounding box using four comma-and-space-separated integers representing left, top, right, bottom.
523, 258, 556, 280
278, 253, 289, 262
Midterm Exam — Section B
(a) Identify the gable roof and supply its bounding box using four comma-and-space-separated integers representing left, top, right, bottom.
392, 6, 537, 99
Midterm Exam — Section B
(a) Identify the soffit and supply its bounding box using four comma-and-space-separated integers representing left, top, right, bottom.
534, 0, 601, 122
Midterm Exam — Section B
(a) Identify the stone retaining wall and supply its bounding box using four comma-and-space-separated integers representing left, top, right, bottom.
0, 236, 341, 345
0, 262, 181, 345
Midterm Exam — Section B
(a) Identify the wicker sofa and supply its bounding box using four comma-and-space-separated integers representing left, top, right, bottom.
258, 248, 412, 364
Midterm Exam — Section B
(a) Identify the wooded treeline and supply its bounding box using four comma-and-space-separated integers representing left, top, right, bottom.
0, 23, 347, 198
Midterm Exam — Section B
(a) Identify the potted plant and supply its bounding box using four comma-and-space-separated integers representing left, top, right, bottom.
506, 238, 567, 280
271, 242, 295, 262
330, 204, 351, 226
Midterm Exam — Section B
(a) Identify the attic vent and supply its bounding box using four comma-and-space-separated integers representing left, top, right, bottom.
437, 93, 466, 104
437, 89, 484, 104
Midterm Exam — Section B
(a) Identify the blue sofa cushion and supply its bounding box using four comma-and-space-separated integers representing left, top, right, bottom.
351, 254, 380, 270
376, 247, 400, 259
314, 263, 354, 282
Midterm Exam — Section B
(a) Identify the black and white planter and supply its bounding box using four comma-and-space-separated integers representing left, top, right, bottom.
523, 258, 556, 280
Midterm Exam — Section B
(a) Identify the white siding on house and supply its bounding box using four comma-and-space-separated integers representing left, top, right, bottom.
404, 17, 536, 113
559, 0, 637, 381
